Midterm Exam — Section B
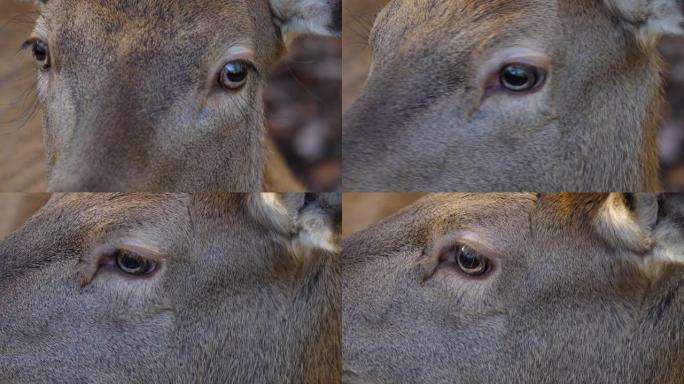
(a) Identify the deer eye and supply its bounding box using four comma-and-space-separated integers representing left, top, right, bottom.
500, 63, 543, 92
442, 244, 492, 277
31, 40, 50, 69
218, 61, 250, 90
115, 249, 157, 276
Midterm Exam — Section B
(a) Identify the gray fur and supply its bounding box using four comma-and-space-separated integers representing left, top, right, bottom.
29, 0, 340, 192
342, 0, 684, 191
343, 193, 684, 383
0, 193, 341, 383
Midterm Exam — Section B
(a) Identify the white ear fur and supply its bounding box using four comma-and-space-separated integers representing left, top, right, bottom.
594, 193, 657, 253
595, 193, 684, 279
269, 0, 341, 37
248, 193, 291, 237
290, 194, 339, 256
248, 193, 339, 259
604, 0, 684, 46
633, 215, 684, 279
651, 223, 684, 262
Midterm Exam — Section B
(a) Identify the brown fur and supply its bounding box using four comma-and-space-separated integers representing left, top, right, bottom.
28, 0, 339, 192
0, 192, 341, 382
343, 192, 684, 383
342, 0, 683, 191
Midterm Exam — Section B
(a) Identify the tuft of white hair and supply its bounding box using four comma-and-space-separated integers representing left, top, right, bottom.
270, 0, 339, 36
249, 193, 338, 260
603, 0, 684, 47
595, 193, 656, 254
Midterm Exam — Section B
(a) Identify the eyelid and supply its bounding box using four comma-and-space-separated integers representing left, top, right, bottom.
75, 242, 162, 286
223, 46, 255, 64
27, 16, 49, 50
437, 235, 498, 261
20, 37, 42, 52
112, 244, 163, 263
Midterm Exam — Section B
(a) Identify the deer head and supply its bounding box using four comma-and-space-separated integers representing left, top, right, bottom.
0, 192, 341, 382
344, 193, 684, 383
25, 0, 340, 191
343, 0, 684, 191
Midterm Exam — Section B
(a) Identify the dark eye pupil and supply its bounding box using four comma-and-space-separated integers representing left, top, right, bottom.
32, 41, 48, 62
120, 254, 141, 270
221, 62, 248, 87
456, 246, 488, 276
501, 64, 537, 91
458, 250, 479, 269
116, 251, 150, 275
304, 193, 317, 204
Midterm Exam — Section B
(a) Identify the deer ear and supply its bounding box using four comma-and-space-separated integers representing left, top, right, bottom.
595, 193, 684, 277
249, 193, 341, 258
269, 0, 341, 36
604, 0, 684, 45
594, 193, 658, 253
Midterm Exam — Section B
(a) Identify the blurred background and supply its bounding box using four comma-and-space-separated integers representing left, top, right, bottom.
0, 193, 48, 240
342, 193, 425, 238
343, 0, 684, 191
339, 0, 416, 246
0, 0, 341, 192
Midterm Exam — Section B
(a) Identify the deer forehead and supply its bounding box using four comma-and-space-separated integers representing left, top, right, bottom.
39, 0, 281, 68
364, 194, 538, 251
43, 0, 270, 25
44, 194, 189, 237
372, 0, 557, 52
423, 193, 537, 225
372, 194, 643, 252
2, 195, 271, 272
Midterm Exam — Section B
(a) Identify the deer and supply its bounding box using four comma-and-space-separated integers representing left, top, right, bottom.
22, 0, 340, 192
0, 192, 341, 383
342, 0, 684, 192
343, 192, 684, 383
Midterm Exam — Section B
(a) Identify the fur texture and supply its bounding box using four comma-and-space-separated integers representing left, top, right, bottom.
28, 0, 339, 192
343, 193, 684, 383
604, 0, 684, 46
271, 0, 341, 35
0, 193, 341, 383
594, 193, 658, 253
342, 0, 683, 191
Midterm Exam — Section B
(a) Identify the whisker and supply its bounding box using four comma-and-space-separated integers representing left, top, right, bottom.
344, 9, 378, 49
0, 78, 41, 133
0, 4, 42, 134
